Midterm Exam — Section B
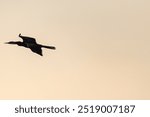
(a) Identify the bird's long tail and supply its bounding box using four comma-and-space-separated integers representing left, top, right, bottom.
41, 45, 56, 50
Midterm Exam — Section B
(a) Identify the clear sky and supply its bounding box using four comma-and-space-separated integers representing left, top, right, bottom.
0, 0, 150, 99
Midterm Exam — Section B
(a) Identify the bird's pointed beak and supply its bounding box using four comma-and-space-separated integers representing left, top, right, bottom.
4, 41, 16, 44
5, 42, 9, 44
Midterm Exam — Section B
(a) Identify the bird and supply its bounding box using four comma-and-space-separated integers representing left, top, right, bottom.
5, 33, 56, 56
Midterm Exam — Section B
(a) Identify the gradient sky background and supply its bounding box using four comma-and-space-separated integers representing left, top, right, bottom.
0, 0, 150, 99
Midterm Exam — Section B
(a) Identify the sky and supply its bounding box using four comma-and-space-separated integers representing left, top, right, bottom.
0, 0, 150, 99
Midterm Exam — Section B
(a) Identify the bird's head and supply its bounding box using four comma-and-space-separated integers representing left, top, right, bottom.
5, 41, 17, 44
5, 41, 23, 46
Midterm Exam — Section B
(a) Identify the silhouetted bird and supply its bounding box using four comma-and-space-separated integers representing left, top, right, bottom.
5, 33, 56, 56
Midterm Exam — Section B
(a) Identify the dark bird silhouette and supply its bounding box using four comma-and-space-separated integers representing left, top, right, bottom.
5, 33, 56, 56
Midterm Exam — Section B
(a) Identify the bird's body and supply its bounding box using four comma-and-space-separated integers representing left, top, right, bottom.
19, 33, 37, 44
5, 34, 56, 56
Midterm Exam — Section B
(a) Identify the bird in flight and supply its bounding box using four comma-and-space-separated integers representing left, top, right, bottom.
5, 33, 56, 56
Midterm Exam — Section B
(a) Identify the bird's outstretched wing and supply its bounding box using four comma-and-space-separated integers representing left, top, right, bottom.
19, 33, 37, 44
30, 46, 43, 56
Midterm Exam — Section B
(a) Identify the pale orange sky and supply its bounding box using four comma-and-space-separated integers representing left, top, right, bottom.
0, 0, 150, 99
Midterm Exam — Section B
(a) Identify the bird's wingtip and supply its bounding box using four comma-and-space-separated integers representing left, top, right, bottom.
19, 33, 21, 37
